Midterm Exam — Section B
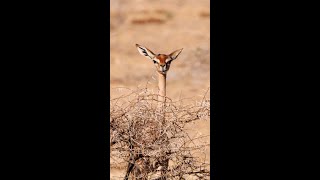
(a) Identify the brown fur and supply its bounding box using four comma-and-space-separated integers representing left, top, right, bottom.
156, 54, 169, 65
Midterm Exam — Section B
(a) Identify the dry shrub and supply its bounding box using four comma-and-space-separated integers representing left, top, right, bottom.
199, 11, 210, 18
131, 18, 166, 25
130, 9, 173, 25
110, 86, 210, 179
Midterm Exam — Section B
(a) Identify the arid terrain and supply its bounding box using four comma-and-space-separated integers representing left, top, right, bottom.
110, 0, 210, 178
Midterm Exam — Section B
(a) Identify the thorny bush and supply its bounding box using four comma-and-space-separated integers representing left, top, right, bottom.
110, 87, 210, 179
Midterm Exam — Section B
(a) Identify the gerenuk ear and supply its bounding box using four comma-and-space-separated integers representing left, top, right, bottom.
136, 44, 156, 60
169, 48, 183, 61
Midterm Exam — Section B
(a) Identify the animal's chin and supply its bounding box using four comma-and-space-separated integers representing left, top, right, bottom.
158, 71, 167, 74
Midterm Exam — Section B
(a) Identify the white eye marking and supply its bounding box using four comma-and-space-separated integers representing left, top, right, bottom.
153, 58, 160, 63
165, 58, 172, 63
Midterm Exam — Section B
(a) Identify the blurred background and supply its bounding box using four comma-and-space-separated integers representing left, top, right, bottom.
110, 0, 210, 178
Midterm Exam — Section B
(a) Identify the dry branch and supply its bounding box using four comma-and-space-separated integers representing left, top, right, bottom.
110, 87, 210, 179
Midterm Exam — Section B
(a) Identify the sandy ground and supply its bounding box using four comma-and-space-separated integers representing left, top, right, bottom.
110, 0, 210, 178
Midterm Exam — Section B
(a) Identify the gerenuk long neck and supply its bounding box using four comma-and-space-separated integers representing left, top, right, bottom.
158, 72, 166, 103
157, 72, 169, 177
